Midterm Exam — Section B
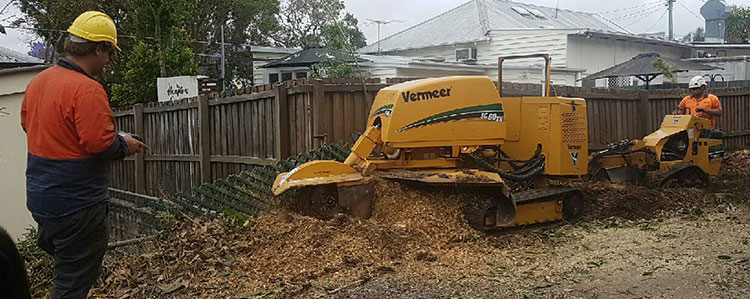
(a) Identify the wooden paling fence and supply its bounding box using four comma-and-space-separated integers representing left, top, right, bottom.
111, 78, 750, 198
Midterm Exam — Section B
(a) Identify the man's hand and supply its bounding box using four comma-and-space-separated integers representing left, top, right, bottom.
124, 134, 148, 156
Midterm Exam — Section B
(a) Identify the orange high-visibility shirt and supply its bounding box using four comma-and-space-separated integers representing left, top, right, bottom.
21, 59, 127, 219
678, 94, 722, 128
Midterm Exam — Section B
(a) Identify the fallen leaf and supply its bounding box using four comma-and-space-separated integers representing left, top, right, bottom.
157, 281, 185, 294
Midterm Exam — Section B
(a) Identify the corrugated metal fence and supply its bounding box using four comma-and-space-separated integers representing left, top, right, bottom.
111, 78, 750, 197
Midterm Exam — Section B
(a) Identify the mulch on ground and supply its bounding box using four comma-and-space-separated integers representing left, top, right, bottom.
94, 150, 750, 298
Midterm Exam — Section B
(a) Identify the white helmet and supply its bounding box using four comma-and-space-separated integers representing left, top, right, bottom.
689, 76, 707, 89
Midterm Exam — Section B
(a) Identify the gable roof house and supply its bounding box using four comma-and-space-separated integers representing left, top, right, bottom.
359, 0, 694, 87
260, 45, 510, 84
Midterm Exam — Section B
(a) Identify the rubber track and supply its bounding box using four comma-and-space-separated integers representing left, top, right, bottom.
650, 163, 708, 187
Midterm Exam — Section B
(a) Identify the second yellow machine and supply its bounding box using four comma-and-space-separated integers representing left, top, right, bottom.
273, 54, 589, 230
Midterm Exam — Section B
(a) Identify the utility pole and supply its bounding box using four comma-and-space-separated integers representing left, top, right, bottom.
376, 22, 381, 54
221, 25, 226, 92
668, 0, 674, 40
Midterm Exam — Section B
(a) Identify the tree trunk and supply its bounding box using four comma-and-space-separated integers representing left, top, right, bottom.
153, 7, 167, 77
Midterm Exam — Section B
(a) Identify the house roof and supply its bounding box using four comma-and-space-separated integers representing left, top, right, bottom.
262, 45, 366, 68
572, 30, 692, 49
356, 54, 586, 73
0, 46, 43, 64
359, 0, 627, 53
583, 53, 719, 81
262, 45, 327, 68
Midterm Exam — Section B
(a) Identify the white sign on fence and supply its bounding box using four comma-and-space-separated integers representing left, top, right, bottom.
157, 76, 199, 102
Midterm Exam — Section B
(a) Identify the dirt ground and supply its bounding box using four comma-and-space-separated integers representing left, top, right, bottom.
94, 150, 750, 299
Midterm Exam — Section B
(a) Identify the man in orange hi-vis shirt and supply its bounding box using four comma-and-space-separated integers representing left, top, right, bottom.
675, 76, 723, 128
21, 11, 147, 298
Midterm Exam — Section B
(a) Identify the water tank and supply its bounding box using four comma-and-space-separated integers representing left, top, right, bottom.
701, 0, 732, 42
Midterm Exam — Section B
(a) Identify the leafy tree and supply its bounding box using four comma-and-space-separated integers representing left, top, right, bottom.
274, 0, 345, 48
653, 58, 677, 84
681, 27, 705, 43
312, 6, 367, 78
111, 36, 197, 105
693, 27, 705, 42
328, 13, 366, 49
130, 0, 192, 77
14, 0, 131, 62
188, 0, 280, 86
726, 6, 750, 43
14, 0, 281, 102
109, 0, 198, 104
110, 43, 160, 106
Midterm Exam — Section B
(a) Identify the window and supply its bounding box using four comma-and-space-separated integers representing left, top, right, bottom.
527, 8, 546, 19
511, 6, 531, 17
582, 78, 595, 87
282, 72, 293, 81
295, 72, 308, 79
269, 73, 279, 83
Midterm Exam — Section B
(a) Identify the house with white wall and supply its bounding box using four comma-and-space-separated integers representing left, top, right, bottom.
358, 0, 693, 87
0, 65, 47, 240
260, 45, 585, 85
251, 46, 299, 85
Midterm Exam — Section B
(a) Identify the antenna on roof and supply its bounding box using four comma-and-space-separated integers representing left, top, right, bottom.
366, 19, 408, 55
555, 0, 559, 18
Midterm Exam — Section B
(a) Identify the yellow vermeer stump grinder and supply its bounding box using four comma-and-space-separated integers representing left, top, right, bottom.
272, 54, 724, 231
587, 115, 723, 187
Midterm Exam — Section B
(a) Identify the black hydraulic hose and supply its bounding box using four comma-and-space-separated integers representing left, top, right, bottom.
469, 152, 546, 182
497, 144, 543, 170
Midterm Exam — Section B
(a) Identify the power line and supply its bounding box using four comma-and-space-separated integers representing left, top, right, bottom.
625, 6, 664, 28
597, 1, 662, 15
0, 0, 15, 16
612, 3, 664, 21
611, 3, 664, 21
0, 24, 256, 47
678, 1, 705, 20
645, 9, 669, 32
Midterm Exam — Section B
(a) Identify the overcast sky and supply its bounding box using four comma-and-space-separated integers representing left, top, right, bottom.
1, 0, 750, 55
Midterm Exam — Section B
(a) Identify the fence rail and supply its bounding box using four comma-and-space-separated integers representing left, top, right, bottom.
111, 78, 750, 197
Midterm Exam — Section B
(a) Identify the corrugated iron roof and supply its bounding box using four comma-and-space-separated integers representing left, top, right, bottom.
583, 53, 719, 80
0, 46, 43, 64
359, 0, 627, 53
261, 45, 367, 68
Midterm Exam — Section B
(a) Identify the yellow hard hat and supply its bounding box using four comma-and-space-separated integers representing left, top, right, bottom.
67, 11, 121, 51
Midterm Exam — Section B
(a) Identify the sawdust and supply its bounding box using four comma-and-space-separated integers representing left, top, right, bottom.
570, 181, 717, 220
95, 150, 750, 298
96, 179, 499, 298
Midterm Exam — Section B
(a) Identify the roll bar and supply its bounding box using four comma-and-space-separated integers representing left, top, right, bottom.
497, 54, 552, 97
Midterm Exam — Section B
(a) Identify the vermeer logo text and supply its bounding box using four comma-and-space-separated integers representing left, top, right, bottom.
401, 88, 451, 102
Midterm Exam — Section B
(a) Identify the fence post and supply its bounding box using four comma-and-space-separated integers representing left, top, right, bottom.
133, 104, 146, 194
312, 79, 325, 148
273, 83, 290, 159
198, 95, 211, 183
638, 91, 651, 137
